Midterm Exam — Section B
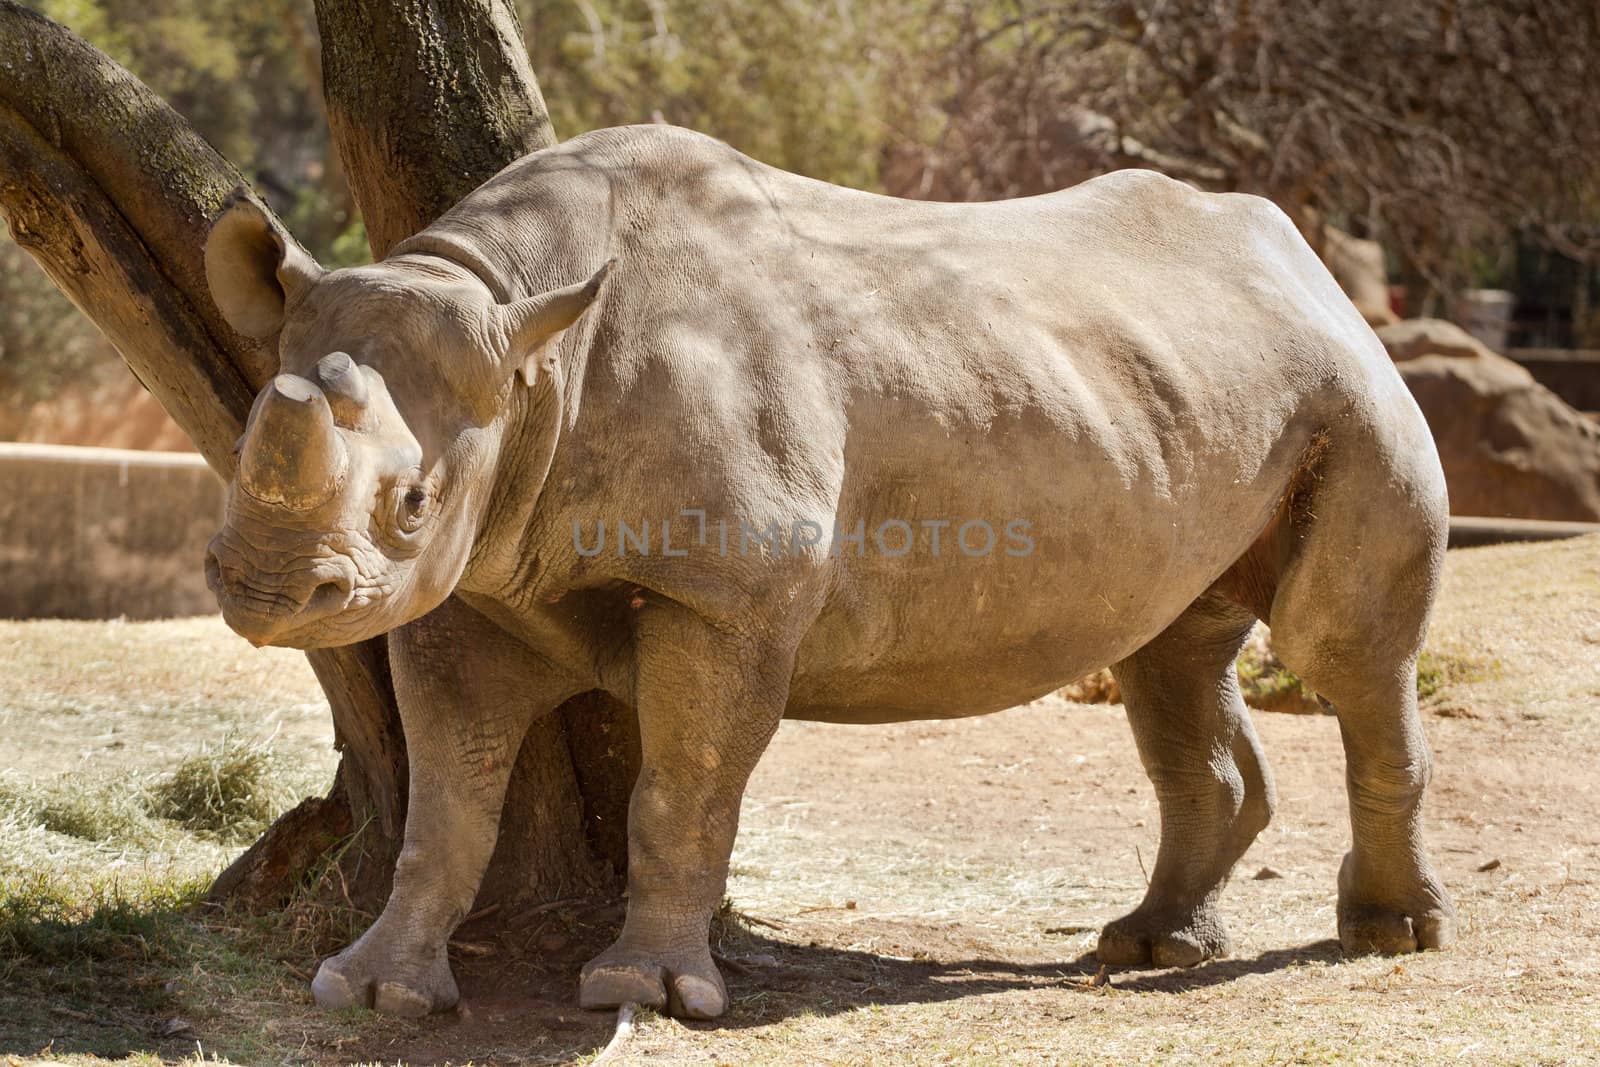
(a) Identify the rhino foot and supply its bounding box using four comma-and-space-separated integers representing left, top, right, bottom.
579, 942, 727, 1019
311, 933, 458, 1017
1337, 850, 1456, 955
1096, 904, 1231, 968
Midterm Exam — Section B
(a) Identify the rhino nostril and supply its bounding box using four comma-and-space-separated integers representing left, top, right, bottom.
305, 575, 353, 615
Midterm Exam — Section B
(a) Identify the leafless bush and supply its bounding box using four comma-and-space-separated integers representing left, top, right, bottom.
885, 1, 1600, 301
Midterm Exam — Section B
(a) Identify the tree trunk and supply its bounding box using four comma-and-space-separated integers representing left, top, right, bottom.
314, 0, 555, 256
0, 0, 637, 918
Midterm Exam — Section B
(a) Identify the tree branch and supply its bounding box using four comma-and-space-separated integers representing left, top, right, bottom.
0, 1, 275, 393
0, 106, 253, 467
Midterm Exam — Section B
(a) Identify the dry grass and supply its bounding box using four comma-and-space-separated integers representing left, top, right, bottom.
145, 740, 299, 844
0, 616, 332, 779
1, 537, 1598, 1064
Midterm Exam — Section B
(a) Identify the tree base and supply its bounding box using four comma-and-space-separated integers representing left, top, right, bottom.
209, 690, 641, 924
207, 792, 353, 910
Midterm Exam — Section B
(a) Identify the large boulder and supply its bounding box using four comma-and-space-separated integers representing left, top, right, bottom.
1323, 226, 1397, 327
1377, 318, 1495, 362
1378, 319, 1600, 520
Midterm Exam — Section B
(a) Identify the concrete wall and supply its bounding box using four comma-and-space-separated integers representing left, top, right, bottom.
0, 443, 224, 620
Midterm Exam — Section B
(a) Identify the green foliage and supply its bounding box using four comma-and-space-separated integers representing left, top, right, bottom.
28, 0, 323, 183
1235, 638, 1323, 715
0, 240, 112, 409
3, 0, 360, 407
0, 765, 367, 1060
521, 0, 897, 189
0, 870, 202, 968
1415, 648, 1495, 702
5, 0, 1594, 411
0, 869, 250, 1059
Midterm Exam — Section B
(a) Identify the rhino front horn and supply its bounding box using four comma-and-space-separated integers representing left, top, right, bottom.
238, 374, 349, 510
316, 351, 374, 429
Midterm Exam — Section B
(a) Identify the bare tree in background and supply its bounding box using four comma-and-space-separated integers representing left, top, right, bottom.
887, 0, 1600, 310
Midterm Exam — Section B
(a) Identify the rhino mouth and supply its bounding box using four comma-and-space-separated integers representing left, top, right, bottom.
205, 541, 362, 647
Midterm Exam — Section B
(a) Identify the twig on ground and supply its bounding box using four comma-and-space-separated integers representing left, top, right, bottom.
508, 896, 586, 926
462, 902, 502, 924
448, 940, 496, 957
712, 951, 753, 975
589, 1002, 638, 1066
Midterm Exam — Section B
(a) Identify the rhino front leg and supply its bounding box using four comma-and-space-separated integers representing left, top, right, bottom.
1098, 595, 1275, 967
579, 604, 794, 1020
313, 597, 578, 1017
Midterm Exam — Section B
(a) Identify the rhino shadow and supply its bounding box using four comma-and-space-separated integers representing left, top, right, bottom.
693, 928, 1347, 1029
419, 909, 1345, 1063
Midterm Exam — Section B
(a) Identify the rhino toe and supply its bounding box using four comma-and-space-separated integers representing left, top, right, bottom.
1097, 906, 1231, 968
579, 943, 728, 1019
311, 940, 458, 1016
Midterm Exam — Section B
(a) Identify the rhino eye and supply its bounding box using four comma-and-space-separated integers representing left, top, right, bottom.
393, 486, 428, 534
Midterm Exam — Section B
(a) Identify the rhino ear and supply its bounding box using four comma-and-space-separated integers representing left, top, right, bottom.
491, 259, 614, 387
204, 190, 325, 340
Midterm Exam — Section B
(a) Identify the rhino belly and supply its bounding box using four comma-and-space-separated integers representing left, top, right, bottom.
783, 487, 1263, 724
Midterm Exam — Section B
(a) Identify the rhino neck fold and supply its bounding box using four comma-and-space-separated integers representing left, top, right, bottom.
390, 233, 515, 303
457, 351, 567, 603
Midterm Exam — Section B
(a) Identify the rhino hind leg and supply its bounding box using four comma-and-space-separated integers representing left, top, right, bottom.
1264, 435, 1457, 957
1097, 594, 1273, 968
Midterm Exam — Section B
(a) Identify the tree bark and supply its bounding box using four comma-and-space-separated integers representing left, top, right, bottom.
314, 0, 555, 257
0, 0, 637, 917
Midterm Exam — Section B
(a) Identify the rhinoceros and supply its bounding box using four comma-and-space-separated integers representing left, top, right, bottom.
202, 124, 1454, 1020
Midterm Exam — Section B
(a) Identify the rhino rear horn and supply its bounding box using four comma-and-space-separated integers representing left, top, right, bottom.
316, 351, 374, 430
238, 374, 348, 510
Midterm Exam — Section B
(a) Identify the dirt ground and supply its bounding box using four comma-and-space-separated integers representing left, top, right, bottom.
2, 536, 1598, 1065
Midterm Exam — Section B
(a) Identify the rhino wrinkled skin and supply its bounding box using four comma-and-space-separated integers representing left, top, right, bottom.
203, 125, 1455, 1020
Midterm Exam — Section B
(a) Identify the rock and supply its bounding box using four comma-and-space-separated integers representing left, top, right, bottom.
1389, 333, 1600, 521
1323, 226, 1397, 327
1252, 866, 1285, 880
1376, 318, 1495, 362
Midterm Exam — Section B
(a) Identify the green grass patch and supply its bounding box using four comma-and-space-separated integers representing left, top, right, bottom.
0, 870, 210, 1059
18, 780, 159, 844
1234, 633, 1494, 714
1236, 629, 1323, 714
1415, 647, 1496, 701
0, 870, 205, 971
